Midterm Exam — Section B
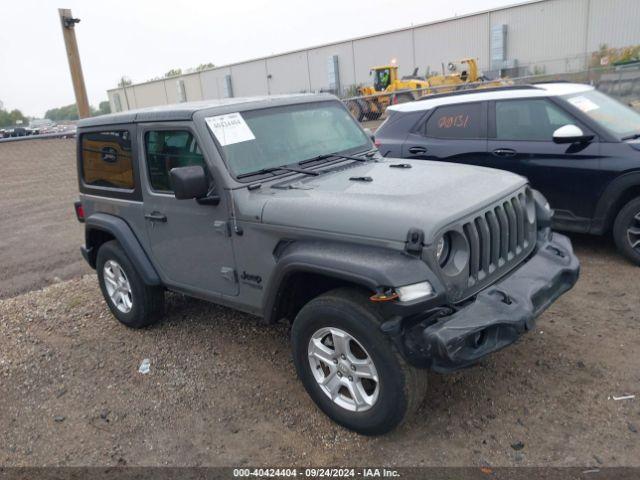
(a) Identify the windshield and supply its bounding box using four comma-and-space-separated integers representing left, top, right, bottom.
206, 101, 371, 177
561, 89, 640, 139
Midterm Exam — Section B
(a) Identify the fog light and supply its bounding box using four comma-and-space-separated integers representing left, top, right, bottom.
396, 281, 434, 302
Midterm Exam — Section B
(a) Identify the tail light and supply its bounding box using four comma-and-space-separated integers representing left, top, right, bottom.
374, 139, 381, 148
74, 200, 85, 223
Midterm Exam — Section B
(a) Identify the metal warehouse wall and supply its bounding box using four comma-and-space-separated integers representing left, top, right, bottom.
108, 0, 640, 111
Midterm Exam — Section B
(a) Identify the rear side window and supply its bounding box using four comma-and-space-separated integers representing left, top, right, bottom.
145, 130, 205, 192
425, 103, 483, 139
81, 131, 134, 189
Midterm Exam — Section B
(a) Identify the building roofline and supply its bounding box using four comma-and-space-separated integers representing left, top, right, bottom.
108, 0, 547, 93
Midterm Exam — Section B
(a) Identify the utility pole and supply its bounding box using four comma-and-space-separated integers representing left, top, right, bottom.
58, 8, 91, 118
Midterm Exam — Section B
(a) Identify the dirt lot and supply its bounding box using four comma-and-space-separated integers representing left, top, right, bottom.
0, 139, 639, 468
0, 139, 89, 299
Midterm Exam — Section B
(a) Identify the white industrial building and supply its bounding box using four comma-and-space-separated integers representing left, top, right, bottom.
107, 0, 640, 112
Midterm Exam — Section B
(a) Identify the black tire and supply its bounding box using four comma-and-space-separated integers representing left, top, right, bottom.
96, 240, 165, 328
347, 101, 364, 122
291, 288, 427, 435
613, 197, 640, 266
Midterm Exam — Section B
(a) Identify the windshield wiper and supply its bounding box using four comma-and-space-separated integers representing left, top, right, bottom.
621, 132, 640, 141
236, 165, 320, 179
298, 152, 370, 165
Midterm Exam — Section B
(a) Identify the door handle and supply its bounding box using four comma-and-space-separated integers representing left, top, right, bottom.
408, 146, 428, 154
492, 148, 517, 157
144, 212, 167, 223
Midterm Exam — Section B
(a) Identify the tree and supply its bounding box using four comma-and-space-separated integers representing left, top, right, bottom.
196, 62, 215, 72
98, 101, 111, 115
164, 68, 182, 78
45, 103, 99, 121
0, 108, 28, 127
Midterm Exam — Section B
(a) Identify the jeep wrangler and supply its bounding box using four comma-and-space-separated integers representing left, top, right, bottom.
74, 94, 579, 435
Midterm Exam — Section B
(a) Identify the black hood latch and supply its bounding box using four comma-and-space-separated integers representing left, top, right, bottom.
405, 228, 424, 256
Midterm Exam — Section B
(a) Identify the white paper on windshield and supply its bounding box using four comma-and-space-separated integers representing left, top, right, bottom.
205, 112, 255, 146
567, 96, 599, 113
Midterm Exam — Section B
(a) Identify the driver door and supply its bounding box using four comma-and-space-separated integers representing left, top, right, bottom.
139, 124, 238, 297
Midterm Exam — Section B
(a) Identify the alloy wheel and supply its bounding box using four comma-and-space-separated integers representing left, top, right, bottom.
307, 327, 380, 412
103, 260, 133, 313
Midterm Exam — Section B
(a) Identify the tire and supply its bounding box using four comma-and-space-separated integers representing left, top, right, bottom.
613, 197, 640, 266
96, 240, 165, 328
347, 101, 364, 122
291, 288, 427, 435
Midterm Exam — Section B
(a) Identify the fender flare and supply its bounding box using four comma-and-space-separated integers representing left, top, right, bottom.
85, 213, 162, 285
262, 240, 442, 323
592, 171, 640, 234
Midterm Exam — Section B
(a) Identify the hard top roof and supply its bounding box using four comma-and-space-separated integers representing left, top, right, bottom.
78, 93, 336, 128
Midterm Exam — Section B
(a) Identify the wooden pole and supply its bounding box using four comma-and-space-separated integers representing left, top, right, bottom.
58, 8, 90, 118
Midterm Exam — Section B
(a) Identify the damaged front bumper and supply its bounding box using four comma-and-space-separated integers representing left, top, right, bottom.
386, 232, 579, 373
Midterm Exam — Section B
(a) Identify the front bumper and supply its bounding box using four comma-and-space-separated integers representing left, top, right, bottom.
399, 232, 579, 373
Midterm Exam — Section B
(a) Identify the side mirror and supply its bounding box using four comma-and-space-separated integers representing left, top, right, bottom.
553, 124, 594, 144
170, 165, 209, 200
363, 127, 375, 142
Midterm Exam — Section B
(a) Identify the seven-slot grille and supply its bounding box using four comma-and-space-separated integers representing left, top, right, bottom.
462, 189, 536, 287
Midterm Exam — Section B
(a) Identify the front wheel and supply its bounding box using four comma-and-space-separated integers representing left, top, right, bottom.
291, 288, 427, 435
613, 197, 640, 266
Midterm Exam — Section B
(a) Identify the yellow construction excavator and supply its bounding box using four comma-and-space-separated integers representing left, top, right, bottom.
347, 58, 508, 121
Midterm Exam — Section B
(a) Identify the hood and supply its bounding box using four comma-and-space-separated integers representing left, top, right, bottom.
628, 140, 640, 152
253, 158, 528, 245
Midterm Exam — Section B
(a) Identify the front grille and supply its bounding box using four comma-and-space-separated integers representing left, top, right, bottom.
461, 189, 536, 289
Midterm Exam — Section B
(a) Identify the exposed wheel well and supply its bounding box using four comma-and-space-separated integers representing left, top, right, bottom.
606, 185, 640, 232
270, 272, 371, 324
86, 228, 116, 268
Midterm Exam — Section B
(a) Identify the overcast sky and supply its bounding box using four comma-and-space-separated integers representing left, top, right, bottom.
0, 0, 517, 117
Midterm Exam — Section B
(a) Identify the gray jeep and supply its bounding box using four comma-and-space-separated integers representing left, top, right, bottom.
74, 94, 579, 435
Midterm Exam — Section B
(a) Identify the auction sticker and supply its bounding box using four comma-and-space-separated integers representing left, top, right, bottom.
567, 96, 599, 113
205, 112, 256, 146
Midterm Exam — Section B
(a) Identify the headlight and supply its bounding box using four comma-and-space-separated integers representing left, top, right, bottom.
436, 234, 451, 267
396, 281, 434, 302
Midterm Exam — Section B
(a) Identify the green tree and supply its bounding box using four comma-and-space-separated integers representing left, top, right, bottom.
196, 62, 215, 72
164, 68, 182, 78
45, 103, 98, 121
0, 108, 28, 127
98, 100, 111, 115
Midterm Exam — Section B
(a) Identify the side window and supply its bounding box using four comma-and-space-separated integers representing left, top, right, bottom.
145, 130, 205, 192
81, 130, 134, 189
495, 99, 575, 141
424, 103, 484, 139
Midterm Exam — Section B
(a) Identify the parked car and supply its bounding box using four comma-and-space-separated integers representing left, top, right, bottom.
375, 83, 640, 265
74, 94, 578, 435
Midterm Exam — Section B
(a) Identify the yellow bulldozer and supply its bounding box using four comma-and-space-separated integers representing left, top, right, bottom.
347, 65, 430, 121
346, 58, 508, 121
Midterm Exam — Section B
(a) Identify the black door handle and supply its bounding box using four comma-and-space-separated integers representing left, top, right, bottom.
144, 212, 167, 223
408, 146, 428, 154
492, 148, 517, 157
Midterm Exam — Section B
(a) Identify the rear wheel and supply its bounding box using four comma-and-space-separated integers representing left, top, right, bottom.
96, 240, 165, 328
613, 197, 640, 266
291, 288, 427, 435
347, 100, 364, 122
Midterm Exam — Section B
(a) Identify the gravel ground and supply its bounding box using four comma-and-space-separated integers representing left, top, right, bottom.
0, 138, 89, 299
1, 233, 639, 467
